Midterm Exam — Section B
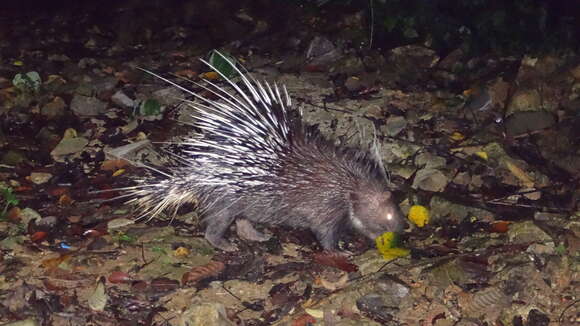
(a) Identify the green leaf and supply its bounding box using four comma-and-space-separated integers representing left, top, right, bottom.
208, 50, 237, 79
1, 187, 19, 206
12, 71, 41, 93
139, 98, 161, 116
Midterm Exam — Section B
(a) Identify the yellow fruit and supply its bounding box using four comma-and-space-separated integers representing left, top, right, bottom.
408, 205, 430, 227
375, 232, 410, 260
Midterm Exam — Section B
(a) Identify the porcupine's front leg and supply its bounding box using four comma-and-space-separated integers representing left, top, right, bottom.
236, 218, 271, 242
204, 210, 237, 251
312, 224, 341, 251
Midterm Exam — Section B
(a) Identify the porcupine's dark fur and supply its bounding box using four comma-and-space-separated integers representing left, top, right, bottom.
126, 52, 407, 251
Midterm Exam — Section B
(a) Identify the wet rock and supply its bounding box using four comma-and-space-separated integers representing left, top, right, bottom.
111, 90, 135, 108
70, 95, 107, 116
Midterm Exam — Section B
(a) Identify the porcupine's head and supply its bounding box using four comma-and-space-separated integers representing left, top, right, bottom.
340, 143, 408, 241
348, 186, 407, 240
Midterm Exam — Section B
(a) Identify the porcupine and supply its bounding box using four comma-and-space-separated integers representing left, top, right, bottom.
127, 52, 407, 251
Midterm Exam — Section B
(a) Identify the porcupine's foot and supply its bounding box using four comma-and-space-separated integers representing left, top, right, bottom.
236, 219, 271, 242
204, 213, 237, 251
313, 226, 340, 252
205, 233, 237, 252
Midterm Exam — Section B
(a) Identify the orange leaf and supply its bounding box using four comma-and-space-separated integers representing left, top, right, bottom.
312, 251, 358, 272
490, 221, 511, 233
181, 261, 225, 286
291, 314, 317, 326
6, 206, 21, 222
31, 231, 48, 242
108, 271, 134, 284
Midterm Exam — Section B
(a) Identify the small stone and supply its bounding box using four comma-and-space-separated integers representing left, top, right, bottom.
384, 116, 407, 137
526, 309, 550, 326
20, 208, 41, 225
413, 168, 448, 192
37, 216, 58, 228
507, 89, 542, 114
70, 95, 107, 116
507, 221, 553, 244
40, 96, 66, 119
344, 76, 363, 92
29, 172, 53, 185
111, 90, 135, 108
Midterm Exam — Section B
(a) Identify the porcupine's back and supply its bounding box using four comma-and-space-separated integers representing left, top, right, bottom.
128, 53, 406, 251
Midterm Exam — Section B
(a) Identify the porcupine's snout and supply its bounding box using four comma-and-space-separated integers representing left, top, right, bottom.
348, 189, 408, 241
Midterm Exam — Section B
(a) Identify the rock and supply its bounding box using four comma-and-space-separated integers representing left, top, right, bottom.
506, 89, 542, 115
507, 221, 553, 244
503, 111, 556, 137
177, 302, 235, 326
19, 208, 41, 225
384, 116, 407, 137
70, 95, 107, 116
344, 76, 364, 92
29, 172, 52, 184
1, 150, 27, 165
526, 309, 550, 326
40, 96, 66, 119
306, 36, 341, 66
36, 216, 58, 228
111, 90, 135, 108
412, 168, 448, 192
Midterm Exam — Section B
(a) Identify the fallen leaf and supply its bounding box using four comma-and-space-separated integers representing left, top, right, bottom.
108, 271, 134, 284
31, 231, 48, 242
88, 277, 108, 311
291, 314, 317, 326
490, 221, 511, 233
312, 252, 358, 273
200, 71, 219, 80
182, 261, 225, 286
